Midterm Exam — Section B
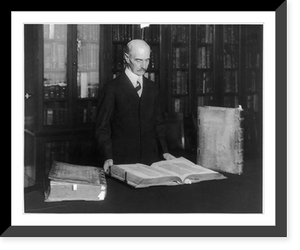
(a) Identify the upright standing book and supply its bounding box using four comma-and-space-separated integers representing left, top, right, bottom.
197, 106, 244, 174
44, 161, 107, 202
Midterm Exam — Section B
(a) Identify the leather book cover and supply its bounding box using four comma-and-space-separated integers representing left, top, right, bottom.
44, 161, 107, 202
197, 106, 244, 174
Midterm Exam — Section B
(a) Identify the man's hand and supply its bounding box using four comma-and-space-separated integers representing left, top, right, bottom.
163, 153, 176, 160
103, 159, 113, 175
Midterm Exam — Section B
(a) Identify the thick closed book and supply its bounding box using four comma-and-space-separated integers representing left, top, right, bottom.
44, 161, 107, 202
197, 106, 244, 175
109, 157, 226, 188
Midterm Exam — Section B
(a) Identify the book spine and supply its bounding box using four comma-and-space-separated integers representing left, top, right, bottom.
234, 109, 244, 174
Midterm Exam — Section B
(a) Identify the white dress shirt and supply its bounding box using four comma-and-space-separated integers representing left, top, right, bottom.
125, 67, 143, 97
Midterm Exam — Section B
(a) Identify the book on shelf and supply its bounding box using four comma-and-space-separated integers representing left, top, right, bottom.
143, 25, 160, 43
246, 70, 259, 92
246, 94, 259, 112
223, 49, 239, 69
109, 157, 226, 188
197, 25, 213, 44
223, 25, 239, 44
144, 72, 156, 82
44, 161, 107, 202
174, 98, 181, 113
197, 96, 215, 107
44, 83, 67, 100
173, 97, 189, 114
197, 71, 213, 94
224, 70, 238, 93
223, 96, 239, 108
113, 44, 126, 70
197, 106, 244, 175
45, 109, 53, 125
246, 51, 260, 68
112, 25, 133, 42
171, 25, 189, 44
77, 103, 97, 123
172, 47, 189, 69
44, 73, 67, 99
149, 45, 159, 69
172, 71, 188, 95
44, 103, 67, 125
197, 46, 212, 69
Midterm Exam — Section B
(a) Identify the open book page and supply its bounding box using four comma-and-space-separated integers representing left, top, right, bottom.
112, 157, 226, 188
111, 163, 182, 188
151, 157, 225, 183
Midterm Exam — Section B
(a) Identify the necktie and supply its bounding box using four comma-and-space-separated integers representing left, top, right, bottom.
135, 81, 141, 92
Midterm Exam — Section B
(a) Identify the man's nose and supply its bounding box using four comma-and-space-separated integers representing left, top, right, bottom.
141, 60, 148, 69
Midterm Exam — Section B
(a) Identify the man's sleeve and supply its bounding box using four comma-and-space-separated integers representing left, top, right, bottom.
155, 87, 169, 154
95, 83, 115, 162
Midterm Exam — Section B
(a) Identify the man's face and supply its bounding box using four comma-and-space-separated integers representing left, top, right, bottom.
125, 45, 150, 76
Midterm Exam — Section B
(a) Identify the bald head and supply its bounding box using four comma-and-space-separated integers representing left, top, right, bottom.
124, 39, 151, 76
125, 39, 151, 55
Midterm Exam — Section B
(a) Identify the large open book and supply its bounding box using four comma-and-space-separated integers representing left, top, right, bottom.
197, 106, 244, 175
44, 161, 107, 202
110, 157, 226, 188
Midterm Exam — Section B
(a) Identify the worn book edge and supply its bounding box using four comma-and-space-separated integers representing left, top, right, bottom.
44, 181, 107, 202
48, 161, 107, 186
44, 161, 107, 202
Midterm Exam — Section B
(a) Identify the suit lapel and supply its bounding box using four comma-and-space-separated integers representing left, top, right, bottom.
119, 72, 140, 101
140, 76, 153, 104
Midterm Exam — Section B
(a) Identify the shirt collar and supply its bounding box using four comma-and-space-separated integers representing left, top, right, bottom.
125, 67, 143, 87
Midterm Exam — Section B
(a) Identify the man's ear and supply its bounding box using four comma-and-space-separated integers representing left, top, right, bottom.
124, 53, 130, 64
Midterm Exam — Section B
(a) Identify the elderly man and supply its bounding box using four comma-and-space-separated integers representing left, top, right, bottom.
95, 39, 175, 174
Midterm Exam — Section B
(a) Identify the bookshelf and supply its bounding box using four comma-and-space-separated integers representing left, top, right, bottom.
244, 25, 262, 113
242, 25, 263, 157
168, 25, 190, 114
76, 24, 100, 125
195, 25, 216, 108
43, 24, 68, 127
25, 24, 101, 184
163, 24, 262, 155
220, 25, 241, 108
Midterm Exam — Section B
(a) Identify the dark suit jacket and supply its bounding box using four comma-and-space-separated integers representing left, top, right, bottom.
95, 72, 168, 165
